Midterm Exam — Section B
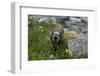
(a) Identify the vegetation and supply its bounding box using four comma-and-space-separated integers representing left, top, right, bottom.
28, 16, 58, 60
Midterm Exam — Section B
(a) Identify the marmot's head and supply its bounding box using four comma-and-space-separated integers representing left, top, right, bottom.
51, 26, 64, 43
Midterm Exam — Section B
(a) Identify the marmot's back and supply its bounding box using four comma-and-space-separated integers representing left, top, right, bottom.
64, 28, 79, 40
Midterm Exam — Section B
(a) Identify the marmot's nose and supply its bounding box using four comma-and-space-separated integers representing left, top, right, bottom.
54, 37, 57, 40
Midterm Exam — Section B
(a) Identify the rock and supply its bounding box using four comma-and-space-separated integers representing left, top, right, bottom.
79, 33, 88, 40
70, 17, 82, 23
68, 39, 88, 57
81, 17, 88, 23
39, 17, 48, 22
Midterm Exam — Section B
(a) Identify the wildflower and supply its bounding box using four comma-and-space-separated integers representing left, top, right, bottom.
50, 55, 54, 59
39, 26, 43, 29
